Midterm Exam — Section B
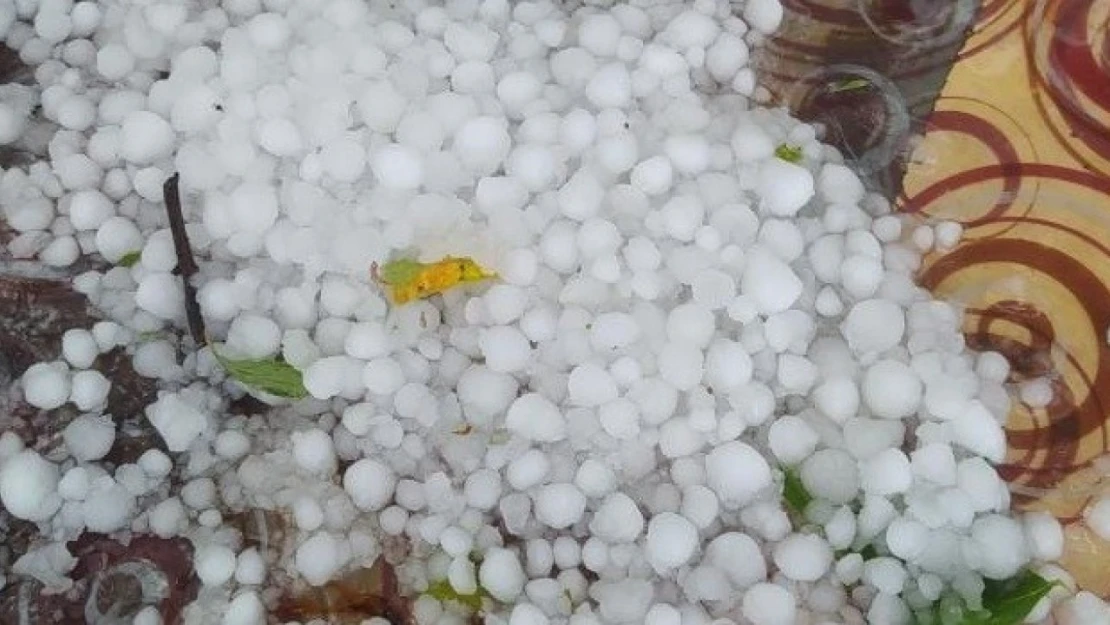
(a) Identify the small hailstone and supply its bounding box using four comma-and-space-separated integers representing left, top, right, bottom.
767, 415, 818, 465
589, 312, 642, 351
69, 370, 111, 412
145, 392, 208, 452
842, 299, 904, 355
742, 248, 802, 314
119, 111, 175, 165
196, 544, 237, 586
665, 134, 711, 175
630, 156, 674, 196
479, 548, 526, 602
505, 393, 567, 442
291, 429, 337, 475
480, 326, 531, 373
359, 359, 405, 398
507, 450, 551, 491
589, 492, 645, 542
534, 483, 586, 529
344, 458, 396, 511
863, 557, 907, 595
952, 401, 1006, 463
293, 497, 324, 531
226, 314, 282, 359
840, 255, 884, 299
81, 476, 135, 532
578, 14, 622, 56
1085, 496, 1110, 542
343, 322, 392, 360
862, 359, 922, 419
215, 430, 251, 460
130, 606, 161, 625
970, 514, 1029, 579
756, 159, 814, 217
58, 466, 90, 501
910, 443, 957, 486
181, 478, 217, 510
705, 440, 772, 509
303, 356, 351, 400
63, 414, 114, 462
585, 62, 632, 109
1055, 592, 1110, 625
458, 365, 517, 425
575, 459, 618, 498
465, 469, 502, 510
581, 538, 608, 572
800, 449, 859, 505
667, 303, 715, 347
885, 517, 928, 561
454, 116, 512, 175
705, 532, 766, 589
742, 583, 796, 625
773, 533, 833, 582
235, 548, 266, 585
817, 163, 865, 205
860, 449, 912, 496
223, 591, 265, 625
371, 143, 423, 190
96, 44, 135, 80
646, 512, 698, 570
21, 362, 71, 410
295, 532, 346, 586
0, 450, 60, 522
645, 604, 681, 625
148, 497, 186, 538
67, 190, 115, 231
567, 363, 618, 406
592, 579, 654, 622
935, 221, 963, 249
691, 269, 736, 310
138, 449, 172, 478
135, 272, 185, 320
812, 376, 859, 423
656, 342, 704, 392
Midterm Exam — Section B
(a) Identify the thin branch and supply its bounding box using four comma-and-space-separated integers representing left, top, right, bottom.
162, 173, 206, 346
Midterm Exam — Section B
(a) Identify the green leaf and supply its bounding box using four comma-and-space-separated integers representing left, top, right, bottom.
978, 569, 1057, 625
213, 346, 308, 399
914, 570, 1057, 625
858, 543, 879, 561
775, 144, 804, 164
425, 579, 489, 611
117, 250, 142, 267
377, 257, 427, 285
781, 466, 812, 516
827, 77, 872, 94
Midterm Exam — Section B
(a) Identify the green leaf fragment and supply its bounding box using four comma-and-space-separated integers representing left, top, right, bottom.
913, 570, 1057, 625
425, 579, 489, 611
377, 257, 427, 285
979, 569, 1058, 625
828, 77, 872, 93
775, 144, 804, 164
117, 250, 142, 267
781, 466, 812, 516
213, 346, 308, 399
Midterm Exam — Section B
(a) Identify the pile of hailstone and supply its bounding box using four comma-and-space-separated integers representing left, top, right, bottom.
2, 0, 1109, 623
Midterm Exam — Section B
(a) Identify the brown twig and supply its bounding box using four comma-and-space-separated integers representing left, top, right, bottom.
162, 173, 206, 345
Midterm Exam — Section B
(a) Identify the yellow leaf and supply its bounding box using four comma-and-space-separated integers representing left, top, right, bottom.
373, 256, 496, 305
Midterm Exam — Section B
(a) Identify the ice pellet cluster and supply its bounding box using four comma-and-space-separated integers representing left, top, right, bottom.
0, 0, 1106, 623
